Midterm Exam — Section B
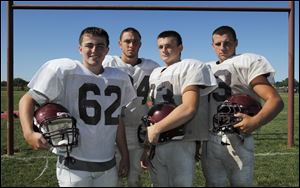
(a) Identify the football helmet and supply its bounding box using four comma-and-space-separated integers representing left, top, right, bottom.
33, 103, 79, 155
138, 103, 185, 144
213, 94, 262, 134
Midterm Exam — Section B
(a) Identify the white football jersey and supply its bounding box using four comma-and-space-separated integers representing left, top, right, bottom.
28, 58, 136, 162
103, 55, 160, 148
149, 59, 217, 141
103, 55, 160, 128
206, 53, 275, 130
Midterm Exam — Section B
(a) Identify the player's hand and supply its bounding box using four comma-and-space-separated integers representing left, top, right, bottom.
140, 139, 156, 169
146, 123, 159, 144
118, 156, 129, 178
140, 149, 150, 170
233, 113, 259, 134
24, 131, 49, 150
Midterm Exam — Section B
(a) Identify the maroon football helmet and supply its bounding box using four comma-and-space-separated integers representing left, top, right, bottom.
138, 103, 185, 143
213, 94, 262, 133
34, 103, 79, 153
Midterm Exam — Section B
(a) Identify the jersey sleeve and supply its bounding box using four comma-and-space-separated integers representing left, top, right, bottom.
180, 59, 217, 96
28, 58, 78, 102
27, 59, 66, 101
123, 84, 137, 108
241, 53, 276, 85
102, 55, 114, 67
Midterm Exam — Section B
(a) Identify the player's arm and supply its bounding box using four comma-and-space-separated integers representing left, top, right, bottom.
234, 75, 284, 133
115, 116, 129, 177
147, 85, 199, 144
19, 93, 49, 150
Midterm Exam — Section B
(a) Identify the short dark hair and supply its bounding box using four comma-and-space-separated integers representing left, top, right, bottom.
79, 27, 109, 47
157, 30, 182, 46
212, 26, 237, 41
120, 27, 141, 41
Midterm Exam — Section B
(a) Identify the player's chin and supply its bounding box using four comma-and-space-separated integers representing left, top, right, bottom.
88, 59, 101, 66
160, 55, 169, 60
219, 54, 230, 61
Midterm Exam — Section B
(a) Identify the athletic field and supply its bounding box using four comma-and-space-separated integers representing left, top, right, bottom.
1, 90, 298, 187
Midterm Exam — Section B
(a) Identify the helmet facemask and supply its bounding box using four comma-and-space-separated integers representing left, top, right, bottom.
34, 103, 79, 157
213, 102, 244, 134
212, 94, 262, 134
41, 117, 79, 150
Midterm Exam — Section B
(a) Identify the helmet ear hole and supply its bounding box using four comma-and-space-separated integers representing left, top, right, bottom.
213, 94, 262, 133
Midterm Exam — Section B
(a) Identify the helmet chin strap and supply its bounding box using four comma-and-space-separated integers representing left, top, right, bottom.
59, 140, 73, 160
65, 145, 72, 159
222, 134, 243, 170
58, 143, 75, 176
52, 139, 73, 161
33, 152, 50, 181
57, 145, 75, 176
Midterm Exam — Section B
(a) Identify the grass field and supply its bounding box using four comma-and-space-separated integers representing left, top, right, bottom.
1, 90, 299, 187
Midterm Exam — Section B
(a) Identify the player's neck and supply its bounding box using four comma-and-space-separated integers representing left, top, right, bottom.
165, 58, 181, 67
121, 56, 141, 66
218, 53, 236, 64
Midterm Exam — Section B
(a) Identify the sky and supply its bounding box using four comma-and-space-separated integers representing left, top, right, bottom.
1, 1, 299, 82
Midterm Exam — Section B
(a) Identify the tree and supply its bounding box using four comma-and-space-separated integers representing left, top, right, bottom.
13, 78, 29, 91
1, 81, 7, 87
275, 78, 299, 93
275, 78, 298, 87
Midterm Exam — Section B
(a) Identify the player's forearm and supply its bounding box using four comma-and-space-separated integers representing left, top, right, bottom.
116, 118, 129, 158
153, 103, 196, 133
19, 93, 36, 138
254, 95, 284, 128
251, 80, 284, 129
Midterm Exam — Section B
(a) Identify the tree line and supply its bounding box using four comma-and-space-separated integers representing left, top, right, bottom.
1, 78, 29, 91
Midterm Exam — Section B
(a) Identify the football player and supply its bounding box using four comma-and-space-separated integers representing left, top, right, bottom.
19, 27, 136, 187
202, 25, 284, 186
141, 30, 217, 186
102, 27, 160, 187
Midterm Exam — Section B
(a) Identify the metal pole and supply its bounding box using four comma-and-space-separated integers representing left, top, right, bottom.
11, 4, 290, 12
6, 2, 295, 152
287, 1, 295, 147
7, 1, 14, 155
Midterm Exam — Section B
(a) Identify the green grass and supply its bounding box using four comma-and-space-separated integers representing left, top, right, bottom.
1, 91, 299, 187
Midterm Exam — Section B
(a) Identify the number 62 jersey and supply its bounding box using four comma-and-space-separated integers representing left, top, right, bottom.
27, 58, 136, 162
